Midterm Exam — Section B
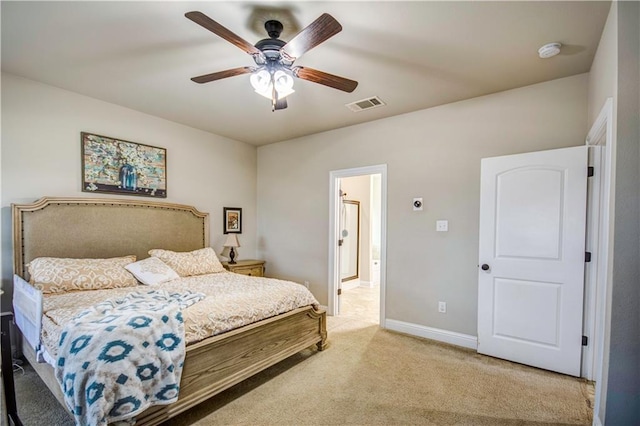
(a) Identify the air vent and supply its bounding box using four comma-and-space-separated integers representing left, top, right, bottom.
345, 96, 386, 112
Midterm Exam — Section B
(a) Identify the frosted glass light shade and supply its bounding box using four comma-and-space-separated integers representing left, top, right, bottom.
274, 70, 295, 98
250, 69, 295, 100
250, 70, 273, 99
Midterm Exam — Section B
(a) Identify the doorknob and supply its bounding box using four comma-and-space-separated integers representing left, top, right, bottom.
481, 264, 490, 271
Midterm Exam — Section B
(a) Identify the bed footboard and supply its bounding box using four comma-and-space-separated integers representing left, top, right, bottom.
22, 305, 327, 426
137, 305, 326, 425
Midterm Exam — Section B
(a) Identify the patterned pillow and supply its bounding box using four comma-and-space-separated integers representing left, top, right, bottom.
125, 257, 180, 286
27, 256, 138, 294
148, 247, 225, 277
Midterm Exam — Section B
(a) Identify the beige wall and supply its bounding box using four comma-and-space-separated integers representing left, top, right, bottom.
257, 74, 588, 336
1, 73, 257, 306
588, 2, 618, 126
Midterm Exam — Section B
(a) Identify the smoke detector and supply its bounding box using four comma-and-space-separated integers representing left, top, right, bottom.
538, 42, 562, 59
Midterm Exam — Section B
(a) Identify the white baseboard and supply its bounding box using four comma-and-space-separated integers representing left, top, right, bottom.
593, 414, 603, 426
385, 319, 478, 350
359, 280, 375, 288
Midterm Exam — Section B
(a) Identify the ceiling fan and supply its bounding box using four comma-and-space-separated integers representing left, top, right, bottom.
185, 11, 358, 111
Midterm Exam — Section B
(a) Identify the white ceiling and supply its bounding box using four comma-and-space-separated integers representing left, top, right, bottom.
1, 1, 611, 146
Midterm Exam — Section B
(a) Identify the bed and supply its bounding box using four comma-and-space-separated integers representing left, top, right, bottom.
11, 196, 327, 425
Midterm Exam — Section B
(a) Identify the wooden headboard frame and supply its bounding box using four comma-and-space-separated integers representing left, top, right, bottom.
13, 197, 209, 280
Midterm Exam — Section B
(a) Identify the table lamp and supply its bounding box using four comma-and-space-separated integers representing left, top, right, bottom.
224, 234, 240, 264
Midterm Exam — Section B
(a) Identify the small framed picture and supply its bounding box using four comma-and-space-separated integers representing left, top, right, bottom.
223, 207, 242, 234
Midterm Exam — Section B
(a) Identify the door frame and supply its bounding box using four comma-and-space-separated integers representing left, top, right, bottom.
328, 164, 387, 325
585, 98, 614, 420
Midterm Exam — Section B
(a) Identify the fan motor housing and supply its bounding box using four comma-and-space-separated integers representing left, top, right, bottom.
255, 38, 287, 64
255, 38, 286, 53
255, 19, 287, 61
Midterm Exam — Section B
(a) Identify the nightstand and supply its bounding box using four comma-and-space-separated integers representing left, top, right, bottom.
222, 259, 265, 277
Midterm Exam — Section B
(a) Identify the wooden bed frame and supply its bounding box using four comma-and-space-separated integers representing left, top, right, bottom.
12, 197, 327, 425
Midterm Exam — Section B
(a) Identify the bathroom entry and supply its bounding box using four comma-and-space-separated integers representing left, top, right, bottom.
336, 173, 382, 324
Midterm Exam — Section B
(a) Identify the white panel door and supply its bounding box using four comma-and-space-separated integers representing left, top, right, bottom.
478, 146, 588, 376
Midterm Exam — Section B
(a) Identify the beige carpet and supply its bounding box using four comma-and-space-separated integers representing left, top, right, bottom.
5, 286, 593, 425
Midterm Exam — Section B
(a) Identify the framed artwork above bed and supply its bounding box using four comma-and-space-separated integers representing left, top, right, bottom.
81, 132, 167, 198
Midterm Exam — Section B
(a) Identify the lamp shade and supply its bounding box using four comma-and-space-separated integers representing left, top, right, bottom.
223, 233, 240, 248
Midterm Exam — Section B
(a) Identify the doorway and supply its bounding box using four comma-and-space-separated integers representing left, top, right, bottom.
328, 165, 387, 326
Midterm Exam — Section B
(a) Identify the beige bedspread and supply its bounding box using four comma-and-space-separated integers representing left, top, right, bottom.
40, 272, 319, 358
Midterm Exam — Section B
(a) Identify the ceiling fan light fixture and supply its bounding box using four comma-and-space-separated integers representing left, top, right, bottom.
250, 69, 275, 99
273, 70, 295, 98
251, 68, 295, 100
253, 86, 274, 100
250, 70, 271, 91
186, 11, 357, 110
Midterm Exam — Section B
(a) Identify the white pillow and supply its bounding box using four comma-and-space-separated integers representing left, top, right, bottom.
124, 257, 180, 286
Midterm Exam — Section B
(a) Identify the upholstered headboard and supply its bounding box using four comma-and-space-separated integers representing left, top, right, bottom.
12, 197, 209, 280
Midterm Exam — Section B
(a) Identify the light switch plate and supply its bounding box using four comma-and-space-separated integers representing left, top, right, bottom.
436, 220, 448, 232
413, 198, 423, 211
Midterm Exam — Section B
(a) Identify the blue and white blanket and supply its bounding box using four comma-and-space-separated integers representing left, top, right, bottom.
55, 289, 205, 426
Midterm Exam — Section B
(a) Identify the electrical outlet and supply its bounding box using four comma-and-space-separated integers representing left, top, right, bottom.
438, 301, 447, 313
304, 281, 310, 289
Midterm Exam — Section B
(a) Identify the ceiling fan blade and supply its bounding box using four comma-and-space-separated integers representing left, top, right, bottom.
185, 11, 261, 56
281, 13, 342, 60
293, 66, 358, 93
191, 67, 254, 84
274, 98, 288, 110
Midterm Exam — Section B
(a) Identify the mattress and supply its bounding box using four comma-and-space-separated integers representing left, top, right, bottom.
40, 272, 319, 359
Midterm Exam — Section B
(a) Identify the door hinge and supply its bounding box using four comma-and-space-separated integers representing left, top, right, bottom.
588, 166, 594, 177
585, 252, 592, 262
337, 288, 342, 296
582, 335, 588, 346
